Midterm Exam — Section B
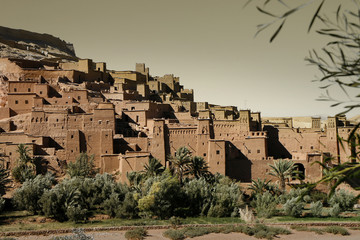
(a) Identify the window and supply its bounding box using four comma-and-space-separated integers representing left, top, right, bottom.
71, 135, 74, 139
25, 100, 28, 104
15, 100, 18, 104
257, 149, 260, 153
310, 146, 314, 150
28, 88, 31, 92
203, 153, 206, 157
131, 107, 135, 110
248, 150, 251, 154
136, 116, 139, 122
216, 150, 220, 154
300, 146, 303, 150
14, 88, 17, 92
40, 91, 43, 94
77, 96, 81, 100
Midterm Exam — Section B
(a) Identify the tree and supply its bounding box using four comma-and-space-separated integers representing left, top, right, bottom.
268, 159, 296, 192
248, 178, 272, 195
67, 152, 98, 178
187, 156, 211, 179
142, 158, 165, 178
169, 146, 192, 184
0, 157, 10, 196
250, 0, 360, 197
12, 144, 36, 183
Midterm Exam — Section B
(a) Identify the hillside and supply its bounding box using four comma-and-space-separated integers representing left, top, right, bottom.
0, 26, 78, 61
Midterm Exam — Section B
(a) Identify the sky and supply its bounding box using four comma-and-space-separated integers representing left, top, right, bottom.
0, 0, 358, 118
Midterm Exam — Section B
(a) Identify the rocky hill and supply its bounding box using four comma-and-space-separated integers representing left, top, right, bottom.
0, 26, 78, 62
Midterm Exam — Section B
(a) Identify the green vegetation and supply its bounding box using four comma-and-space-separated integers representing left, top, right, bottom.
51, 228, 93, 240
11, 144, 36, 183
290, 225, 350, 236
124, 227, 147, 240
66, 152, 98, 178
163, 224, 291, 240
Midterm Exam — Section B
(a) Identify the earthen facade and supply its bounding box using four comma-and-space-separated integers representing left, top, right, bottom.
0, 57, 359, 183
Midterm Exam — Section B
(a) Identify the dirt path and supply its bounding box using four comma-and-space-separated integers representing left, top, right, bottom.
16, 228, 360, 240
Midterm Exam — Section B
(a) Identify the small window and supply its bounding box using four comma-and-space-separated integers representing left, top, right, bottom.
15, 100, 18, 104
40, 91, 43, 94
257, 149, 260, 153
115, 87, 118, 91
90, 118, 93, 121
311, 146, 314, 150
77, 96, 81, 100
216, 150, 220, 155
14, 88, 17, 92
248, 150, 251, 154
25, 100, 29, 104
71, 135, 74, 139
131, 107, 135, 110
203, 153, 206, 157
28, 88, 31, 92
300, 146, 303, 150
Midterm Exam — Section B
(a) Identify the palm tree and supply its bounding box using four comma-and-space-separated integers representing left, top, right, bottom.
67, 152, 98, 178
268, 159, 296, 192
248, 178, 271, 195
188, 156, 210, 179
169, 146, 191, 184
0, 157, 10, 196
142, 157, 165, 177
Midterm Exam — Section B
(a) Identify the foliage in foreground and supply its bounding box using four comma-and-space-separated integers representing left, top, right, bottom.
51, 228, 94, 240
163, 224, 291, 240
290, 225, 350, 236
125, 227, 148, 240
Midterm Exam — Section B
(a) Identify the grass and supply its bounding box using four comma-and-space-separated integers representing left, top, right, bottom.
272, 215, 360, 222
290, 225, 350, 236
124, 228, 148, 240
0, 211, 244, 233
163, 224, 291, 240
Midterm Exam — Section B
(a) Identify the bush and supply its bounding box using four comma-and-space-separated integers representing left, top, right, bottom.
310, 201, 323, 217
283, 197, 305, 217
163, 229, 185, 240
324, 226, 350, 236
239, 205, 255, 223
66, 204, 88, 223
11, 144, 36, 183
309, 190, 328, 205
169, 216, 182, 229
13, 173, 54, 214
207, 176, 243, 217
329, 203, 341, 217
125, 228, 147, 240
138, 176, 185, 218
183, 177, 212, 216
67, 153, 98, 178
251, 192, 277, 218
51, 229, 93, 240
329, 189, 356, 211
40, 178, 88, 222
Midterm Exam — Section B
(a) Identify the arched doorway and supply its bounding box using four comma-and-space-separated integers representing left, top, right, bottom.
292, 163, 305, 180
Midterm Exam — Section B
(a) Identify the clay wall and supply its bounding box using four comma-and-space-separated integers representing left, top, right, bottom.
8, 93, 36, 114
119, 152, 150, 182
208, 140, 226, 175
150, 120, 166, 164
100, 154, 119, 173
0, 107, 10, 120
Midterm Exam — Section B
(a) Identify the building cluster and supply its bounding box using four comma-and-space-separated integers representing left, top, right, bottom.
0, 57, 358, 182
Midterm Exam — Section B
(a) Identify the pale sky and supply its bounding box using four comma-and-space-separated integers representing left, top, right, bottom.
0, 0, 357, 118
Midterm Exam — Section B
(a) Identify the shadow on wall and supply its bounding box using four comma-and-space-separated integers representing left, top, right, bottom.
225, 141, 252, 182
263, 125, 292, 159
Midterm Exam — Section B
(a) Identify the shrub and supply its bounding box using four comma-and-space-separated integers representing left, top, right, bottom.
239, 205, 255, 222
40, 178, 88, 222
163, 229, 185, 240
66, 204, 88, 223
310, 201, 323, 217
329, 203, 341, 217
283, 197, 305, 217
309, 190, 328, 205
11, 144, 36, 183
13, 173, 54, 214
125, 228, 147, 240
328, 189, 356, 211
138, 176, 185, 218
303, 195, 312, 203
183, 177, 212, 216
51, 228, 93, 240
207, 176, 243, 217
67, 153, 98, 178
251, 192, 277, 218
323, 226, 350, 236
169, 216, 182, 229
